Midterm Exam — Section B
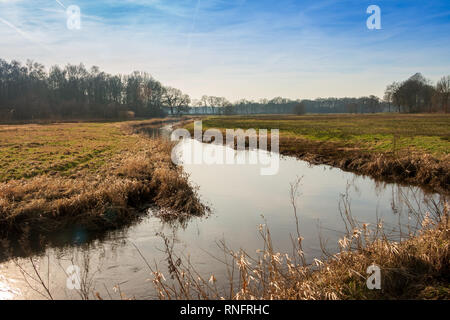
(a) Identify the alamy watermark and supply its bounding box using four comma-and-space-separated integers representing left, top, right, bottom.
170, 121, 280, 175
67, 5, 81, 30
66, 264, 81, 290
366, 5, 381, 30
366, 264, 381, 290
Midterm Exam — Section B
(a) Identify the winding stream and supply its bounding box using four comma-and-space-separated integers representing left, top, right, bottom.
0, 125, 444, 300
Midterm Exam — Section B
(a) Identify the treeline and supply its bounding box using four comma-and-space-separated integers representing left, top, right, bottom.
295, 96, 390, 114
0, 59, 192, 120
187, 95, 390, 115
384, 73, 449, 113
1, 58, 448, 121
188, 96, 299, 114
191, 72, 449, 115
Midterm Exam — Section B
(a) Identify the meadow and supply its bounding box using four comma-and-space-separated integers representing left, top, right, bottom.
0, 119, 205, 238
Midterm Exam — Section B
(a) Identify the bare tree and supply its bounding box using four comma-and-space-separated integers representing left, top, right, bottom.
390, 73, 435, 113
294, 101, 306, 115
436, 76, 450, 113
346, 102, 358, 113
384, 82, 400, 112
162, 86, 191, 116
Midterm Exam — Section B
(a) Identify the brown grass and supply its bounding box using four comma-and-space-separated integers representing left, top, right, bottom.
0, 120, 206, 237
147, 180, 449, 300
148, 212, 449, 300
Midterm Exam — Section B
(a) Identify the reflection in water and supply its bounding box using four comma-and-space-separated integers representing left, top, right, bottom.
0, 137, 446, 299
0, 273, 20, 300
135, 123, 174, 139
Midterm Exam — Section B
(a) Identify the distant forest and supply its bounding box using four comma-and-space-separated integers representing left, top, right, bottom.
0, 59, 448, 121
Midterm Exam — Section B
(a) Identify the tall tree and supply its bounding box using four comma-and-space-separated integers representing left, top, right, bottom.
294, 101, 306, 115
391, 73, 435, 113
384, 82, 400, 112
162, 86, 190, 116
436, 76, 450, 113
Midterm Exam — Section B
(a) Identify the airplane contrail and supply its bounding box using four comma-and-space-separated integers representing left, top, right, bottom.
55, 0, 66, 9
0, 17, 51, 51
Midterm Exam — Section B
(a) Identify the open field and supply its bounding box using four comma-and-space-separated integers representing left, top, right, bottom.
188, 114, 450, 193
0, 119, 205, 238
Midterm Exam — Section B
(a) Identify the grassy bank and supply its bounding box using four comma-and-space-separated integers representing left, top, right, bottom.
0, 119, 205, 237
188, 114, 450, 193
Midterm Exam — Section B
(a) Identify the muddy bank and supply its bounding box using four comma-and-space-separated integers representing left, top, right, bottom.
277, 137, 449, 195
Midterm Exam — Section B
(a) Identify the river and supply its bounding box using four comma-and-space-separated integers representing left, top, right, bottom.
0, 124, 444, 299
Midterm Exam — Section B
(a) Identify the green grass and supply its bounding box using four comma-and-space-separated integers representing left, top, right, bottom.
0, 122, 141, 182
194, 114, 450, 158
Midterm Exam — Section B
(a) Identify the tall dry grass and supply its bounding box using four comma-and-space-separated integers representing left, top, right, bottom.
3, 179, 448, 300
0, 131, 206, 237
146, 180, 449, 300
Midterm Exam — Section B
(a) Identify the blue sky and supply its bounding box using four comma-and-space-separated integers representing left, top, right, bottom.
0, 0, 449, 101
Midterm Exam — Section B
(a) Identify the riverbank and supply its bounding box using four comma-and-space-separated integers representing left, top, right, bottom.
0, 119, 205, 238
305, 214, 449, 299
186, 114, 450, 194
151, 203, 449, 300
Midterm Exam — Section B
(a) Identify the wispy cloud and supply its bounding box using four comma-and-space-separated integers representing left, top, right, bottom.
0, 0, 449, 100
0, 16, 51, 51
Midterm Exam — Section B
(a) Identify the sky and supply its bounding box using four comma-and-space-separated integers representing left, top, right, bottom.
0, 0, 449, 101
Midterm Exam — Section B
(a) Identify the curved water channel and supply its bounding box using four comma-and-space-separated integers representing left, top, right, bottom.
0, 124, 445, 299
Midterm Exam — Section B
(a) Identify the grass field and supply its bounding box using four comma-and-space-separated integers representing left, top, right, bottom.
189, 114, 450, 193
197, 114, 450, 158
0, 122, 140, 182
0, 119, 204, 238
